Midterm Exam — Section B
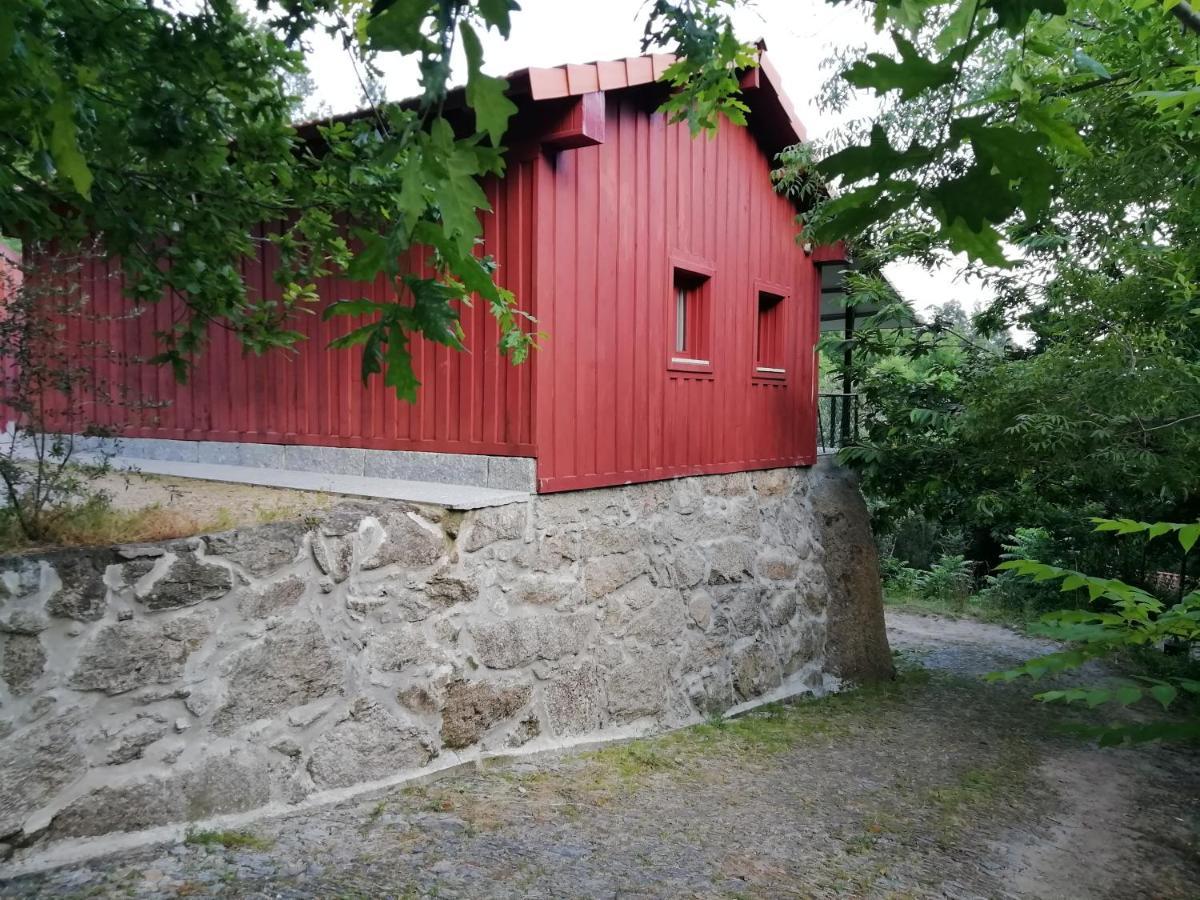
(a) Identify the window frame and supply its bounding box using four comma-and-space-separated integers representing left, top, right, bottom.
667, 253, 716, 377
751, 279, 791, 383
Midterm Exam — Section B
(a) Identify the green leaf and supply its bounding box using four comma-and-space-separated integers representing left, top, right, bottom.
819, 125, 941, 183
1019, 102, 1091, 157
985, 0, 1067, 33
477, 0, 518, 37
843, 32, 957, 100
1114, 684, 1142, 706
1149, 683, 1178, 710
940, 218, 1010, 267
48, 93, 93, 198
930, 162, 1020, 231
1072, 51, 1110, 79
1179, 523, 1200, 553
366, 1, 433, 53
459, 21, 517, 146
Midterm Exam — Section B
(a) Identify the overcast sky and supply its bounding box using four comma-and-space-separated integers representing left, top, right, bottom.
296, 0, 990, 314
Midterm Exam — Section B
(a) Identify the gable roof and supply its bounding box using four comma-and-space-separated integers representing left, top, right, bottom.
296, 43, 806, 157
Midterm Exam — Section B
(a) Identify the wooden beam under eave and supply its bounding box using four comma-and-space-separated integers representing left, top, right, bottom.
541, 91, 607, 152
811, 242, 849, 265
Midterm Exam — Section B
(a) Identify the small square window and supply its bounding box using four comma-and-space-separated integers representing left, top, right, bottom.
754, 289, 787, 379
668, 264, 713, 374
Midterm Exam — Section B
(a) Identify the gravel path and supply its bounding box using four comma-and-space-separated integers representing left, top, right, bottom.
2, 610, 1197, 899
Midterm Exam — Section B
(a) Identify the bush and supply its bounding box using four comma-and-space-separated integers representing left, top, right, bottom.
0, 247, 157, 541
915, 554, 974, 611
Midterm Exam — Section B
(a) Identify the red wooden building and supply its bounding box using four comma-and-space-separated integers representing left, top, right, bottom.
59, 48, 825, 496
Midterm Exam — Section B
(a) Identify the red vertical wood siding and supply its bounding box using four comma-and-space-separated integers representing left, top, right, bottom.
48, 54, 817, 489
66, 163, 538, 457
533, 94, 818, 492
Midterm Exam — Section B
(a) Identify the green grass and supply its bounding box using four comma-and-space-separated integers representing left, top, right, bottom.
884, 586, 1035, 629
0, 495, 237, 553
183, 828, 274, 851
587, 665, 932, 782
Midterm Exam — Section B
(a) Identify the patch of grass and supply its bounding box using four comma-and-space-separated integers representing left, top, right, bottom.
183, 828, 274, 851
0, 496, 236, 553
588, 741, 679, 778
585, 667, 934, 786
359, 800, 387, 832
885, 587, 1034, 629
252, 503, 310, 525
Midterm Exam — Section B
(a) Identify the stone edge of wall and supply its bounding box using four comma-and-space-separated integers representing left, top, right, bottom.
36, 435, 538, 493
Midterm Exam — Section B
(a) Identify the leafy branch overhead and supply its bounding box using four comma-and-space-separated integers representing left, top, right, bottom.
806, 0, 1200, 264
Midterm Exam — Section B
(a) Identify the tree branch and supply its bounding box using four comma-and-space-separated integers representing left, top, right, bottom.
1171, 0, 1200, 36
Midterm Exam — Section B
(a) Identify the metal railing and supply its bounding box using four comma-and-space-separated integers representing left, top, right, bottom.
817, 392, 859, 453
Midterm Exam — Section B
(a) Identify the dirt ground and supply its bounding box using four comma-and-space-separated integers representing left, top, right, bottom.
1, 611, 1197, 899
92, 470, 333, 528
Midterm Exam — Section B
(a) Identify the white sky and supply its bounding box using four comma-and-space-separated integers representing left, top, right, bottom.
297, 0, 989, 315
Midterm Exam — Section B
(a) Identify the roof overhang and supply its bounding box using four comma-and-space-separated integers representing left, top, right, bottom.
295, 44, 806, 160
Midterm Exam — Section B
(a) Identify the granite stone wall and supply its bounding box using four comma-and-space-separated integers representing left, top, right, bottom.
0, 463, 889, 858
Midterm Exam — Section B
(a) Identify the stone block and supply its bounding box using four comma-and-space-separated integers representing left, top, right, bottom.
367, 624, 448, 673
583, 552, 649, 601
542, 663, 604, 736
44, 549, 115, 621
237, 575, 306, 618
731, 642, 779, 701
486, 456, 536, 492
757, 550, 800, 582
362, 449, 489, 487
237, 442, 287, 469
359, 511, 446, 570
195, 441, 242, 466
507, 573, 578, 607
622, 594, 686, 647
606, 655, 668, 722
101, 713, 169, 766
131, 552, 234, 611
204, 522, 306, 576
69, 614, 211, 695
460, 503, 527, 553
580, 524, 650, 558
764, 590, 799, 628
0, 710, 87, 837
704, 540, 756, 584
0, 558, 42, 600
312, 533, 353, 582
284, 444, 366, 476
1, 633, 45, 695
440, 679, 531, 749
121, 438, 199, 463
211, 620, 341, 734
751, 467, 794, 498
423, 570, 477, 606
0, 608, 49, 635
470, 613, 592, 670
307, 698, 433, 789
